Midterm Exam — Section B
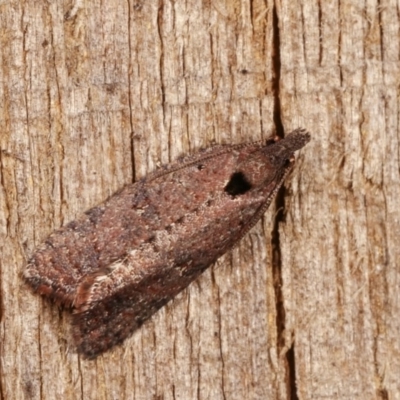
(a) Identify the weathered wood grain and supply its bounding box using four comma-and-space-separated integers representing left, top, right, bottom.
0, 0, 399, 399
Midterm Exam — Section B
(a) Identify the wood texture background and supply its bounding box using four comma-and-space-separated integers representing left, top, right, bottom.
1, 0, 399, 399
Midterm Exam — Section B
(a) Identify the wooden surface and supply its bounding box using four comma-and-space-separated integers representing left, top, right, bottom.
0, 0, 399, 399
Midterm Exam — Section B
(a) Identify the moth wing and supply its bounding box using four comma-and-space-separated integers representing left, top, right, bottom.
72, 256, 206, 358
145, 140, 263, 181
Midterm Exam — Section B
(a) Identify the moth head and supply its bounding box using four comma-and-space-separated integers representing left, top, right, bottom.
265, 129, 310, 168
225, 129, 310, 195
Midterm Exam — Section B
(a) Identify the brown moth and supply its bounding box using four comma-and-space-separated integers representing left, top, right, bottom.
25, 128, 310, 358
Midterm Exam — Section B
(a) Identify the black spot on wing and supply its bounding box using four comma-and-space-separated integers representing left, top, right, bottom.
224, 172, 252, 196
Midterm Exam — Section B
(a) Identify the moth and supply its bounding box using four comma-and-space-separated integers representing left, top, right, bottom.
25, 128, 310, 358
